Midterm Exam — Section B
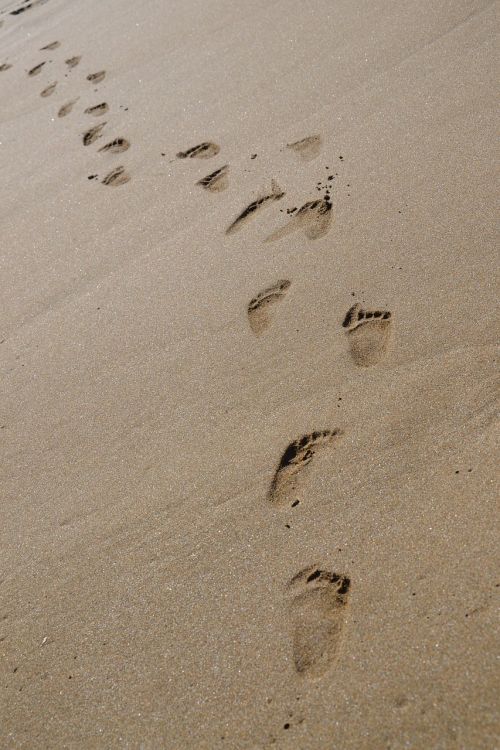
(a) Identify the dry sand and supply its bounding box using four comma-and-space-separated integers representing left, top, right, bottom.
1, 0, 499, 747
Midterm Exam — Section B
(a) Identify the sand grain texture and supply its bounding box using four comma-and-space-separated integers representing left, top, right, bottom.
0, 0, 498, 748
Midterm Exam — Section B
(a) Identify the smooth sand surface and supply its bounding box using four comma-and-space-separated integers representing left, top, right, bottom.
1, 0, 499, 747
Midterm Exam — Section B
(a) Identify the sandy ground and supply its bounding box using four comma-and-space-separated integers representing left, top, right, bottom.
0, 0, 499, 747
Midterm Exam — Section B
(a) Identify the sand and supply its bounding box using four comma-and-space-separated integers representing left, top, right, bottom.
0, 0, 499, 747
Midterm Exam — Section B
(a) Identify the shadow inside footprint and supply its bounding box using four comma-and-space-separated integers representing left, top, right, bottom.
265, 197, 332, 242
342, 303, 392, 366
197, 164, 228, 192
177, 142, 220, 159
40, 81, 57, 97
82, 122, 106, 145
11, 0, 48, 16
98, 138, 130, 154
65, 56, 81, 68
87, 70, 106, 84
40, 41, 59, 50
226, 180, 285, 235
286, 135, 322, 162
58, 98, 78, 118
268, 430, 343, 506
288, 567, 350, 679
28, 62, 45, 77
0, 63, 12, 72
84, 102, 108, 116
248, 280, 290, 335
102, 166, 130, 187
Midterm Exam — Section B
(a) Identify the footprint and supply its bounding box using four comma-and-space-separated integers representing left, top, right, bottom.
10, 3, 32, 15
176, 142, 219, 159
10, 0, 48, 15
82, 122, 106, 145
65, 56, 81, 69
0, 63, 12, 72
28, 62, 46, 77
287, 135, 322, 162
102, 166, 130, 187
84, 102, 108, 116
40, 81, 57, 97
248, 280, 290, 335
268, 430, 343, 506
342, 303, 392, 367
287, 567, 350, 679
98, 137, 130, 154
58, 98, 78, 117
40, 41, 59, 50
197, 164, 228, 192
265, 197, 332, 242
226, 180, 285, 235
87, 70, 106, 84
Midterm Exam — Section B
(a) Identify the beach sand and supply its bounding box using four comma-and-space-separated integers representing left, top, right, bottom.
0, 0, 498, 747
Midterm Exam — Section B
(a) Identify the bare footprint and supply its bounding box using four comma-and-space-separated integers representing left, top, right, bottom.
268, 430, 343, 506
98, 138, 130, 154
0, 63, 12, 72
83, 122, 106, 145
40, 41, 59, 50
226, 180, 285, 235
40, 81, 57, 97
287, 567, 350, 679
65, 56, 81, 68
87, 70, 106, 84
265, 197, 332, 242
287, 135, 322, 162
342, 303, 392, 366
58, 98, 78, 117
84, 102, 108, 116
28, 62, 45, 77
11, 0, 48, 16
248, 280, 290, 335
102, 166, 130, 187
176, 142, 220, 159
197, 164, 228, 192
